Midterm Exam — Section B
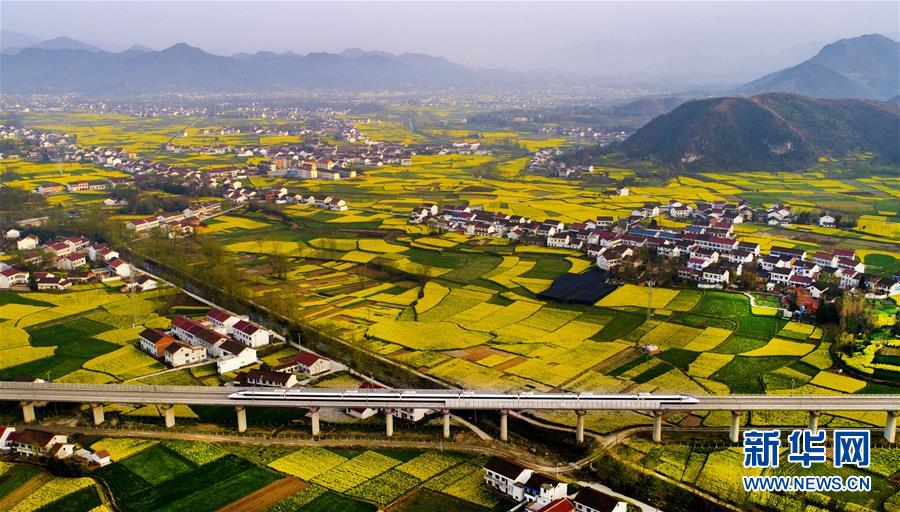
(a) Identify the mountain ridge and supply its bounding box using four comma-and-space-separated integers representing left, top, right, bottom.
0, 41, 522, 92
738, 34, 900, 100
618, 93, 900, 168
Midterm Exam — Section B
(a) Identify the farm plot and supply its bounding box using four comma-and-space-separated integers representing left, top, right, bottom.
367, 320, 491, 350
597, 284, 679, 309
311, 451, 402, 492
110, 454, 280, 512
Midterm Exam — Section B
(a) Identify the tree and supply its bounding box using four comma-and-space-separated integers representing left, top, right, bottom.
837, 291, 864, 333
268, 246, 289, 280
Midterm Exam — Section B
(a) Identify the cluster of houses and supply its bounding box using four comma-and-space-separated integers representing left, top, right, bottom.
234, 350, 333, 388
230, 186, 349, 211
0, 124, 79, 161
125, 200, 221, 235
410, 201, 898, 296
139, 308, 272, 373
484, 457, 627, 512
0, 427, 111, 467
33, 176, 134, 197
525, 149, 596, 180
540, 125, 630, 146
0, 232, 157, 292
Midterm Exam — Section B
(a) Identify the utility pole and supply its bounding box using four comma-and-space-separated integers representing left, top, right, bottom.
646, 280, 655, 322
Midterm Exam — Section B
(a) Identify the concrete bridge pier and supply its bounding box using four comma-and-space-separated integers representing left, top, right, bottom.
236, 406, 247, 433
20, 401, 36, 423
500, 410, 509, 442
652, 411, 664, 443
91, 403, 105, 426
729, 411, 741, 443
310, 408, 320, 437
442, 409, 451, 439
385, 408, 394, 437
161, 405, 175, 428
808, 411, 821, 434
575, 410, 586, 444
885, 411, 897, 444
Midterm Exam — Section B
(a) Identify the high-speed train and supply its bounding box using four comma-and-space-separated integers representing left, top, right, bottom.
228, 389, 699, 405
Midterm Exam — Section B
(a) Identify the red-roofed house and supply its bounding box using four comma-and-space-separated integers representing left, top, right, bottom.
107, 258, 131, 277
293, 351, 331, 375
531, 499, 575, 512
206, 308, 240, 331
229, 319, 270, 347
346, 381, 387, 419
0, 267, 28, 289
56, 252, 86, 270
139, 328, 177, 357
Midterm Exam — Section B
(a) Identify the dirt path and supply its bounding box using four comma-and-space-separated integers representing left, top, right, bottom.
0, 472, 53, 510
216, 477, 307, 512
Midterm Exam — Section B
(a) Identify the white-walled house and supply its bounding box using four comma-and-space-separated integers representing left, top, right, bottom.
206, 308, 240, 331
17, 234, 39, 251
229, 319, 270, 347
484, 457, 533, 502
572, 488, 628, 512
293, 351, 332, 375
7, 429, 69, 457
107, 258, 131, 277
483, 456, 568, 507
164, 342, 205, 367
0, 267, 28, 289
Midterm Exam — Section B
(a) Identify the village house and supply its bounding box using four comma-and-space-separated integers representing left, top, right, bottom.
90, 450, 111, 466
164, 341, 206, 367
819, 213, 836, 228
289, 351, 332, 375
346, 380, 386, 419
0, 267, 29, 289
237, 369, 298, 388
229, 319, 270, 347
107, 258, 132, 277
207, 308, 241, 331
124, 275, 158, 292
571, 488, 628, 512
139, 328, 178, 357
6, 429, 71, 458
483, 457, 568, 506
127, 216, 161, 233
36, 275, 72, 291
595, 246, 632, 271
56, 252, 86, 270
35, 183, 65, 196
0, 427, 14, 451
215, 340, 257, 374
837, 268, 861, 290
484, 457, 532, 501
868, 276, 900, 296
16, 234, 39, 251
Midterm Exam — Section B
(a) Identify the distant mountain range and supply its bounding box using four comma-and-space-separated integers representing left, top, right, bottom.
619, 93, 900, 168
0, 40, 526, 93
738, 34, 900, 100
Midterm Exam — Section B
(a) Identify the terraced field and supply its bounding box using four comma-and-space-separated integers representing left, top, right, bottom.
0, 439, 502, 512
616, 438, 900, 512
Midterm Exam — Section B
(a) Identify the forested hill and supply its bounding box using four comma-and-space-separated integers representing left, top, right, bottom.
617, 93, 900, 169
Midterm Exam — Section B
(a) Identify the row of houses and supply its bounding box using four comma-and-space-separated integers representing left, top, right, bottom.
139, 309, 271, 373
410, 201, 897, 295
126, 200, 221, 235
0, 235, 143, 289
0, 427, 111, 466
484, 457, 626, 512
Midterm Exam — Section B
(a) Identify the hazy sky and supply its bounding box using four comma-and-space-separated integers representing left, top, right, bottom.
2, 1, 898, 70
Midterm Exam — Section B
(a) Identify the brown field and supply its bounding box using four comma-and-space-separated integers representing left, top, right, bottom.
216, 477, 307, 512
